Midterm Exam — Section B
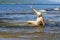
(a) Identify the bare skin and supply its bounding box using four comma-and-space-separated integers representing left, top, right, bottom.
28, 6, 45, 26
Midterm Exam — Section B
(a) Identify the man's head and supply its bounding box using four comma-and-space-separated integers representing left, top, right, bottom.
37, 12, 42, 17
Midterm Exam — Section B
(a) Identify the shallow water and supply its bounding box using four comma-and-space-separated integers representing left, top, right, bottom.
0, 4, 60, 40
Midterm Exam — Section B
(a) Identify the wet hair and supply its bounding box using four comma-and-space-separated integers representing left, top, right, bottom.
38, 15, 42, 17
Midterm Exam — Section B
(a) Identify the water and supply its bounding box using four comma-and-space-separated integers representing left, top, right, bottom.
0, 4, 60, 40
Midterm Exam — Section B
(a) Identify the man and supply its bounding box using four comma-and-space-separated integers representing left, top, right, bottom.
28, 6, 45, 26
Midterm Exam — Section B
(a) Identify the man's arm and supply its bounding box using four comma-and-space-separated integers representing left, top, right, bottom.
41, 18, 45, 26
30, 6, 38, 14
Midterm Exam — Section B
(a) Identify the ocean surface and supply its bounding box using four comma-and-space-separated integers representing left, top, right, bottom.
0, 4, 60, 40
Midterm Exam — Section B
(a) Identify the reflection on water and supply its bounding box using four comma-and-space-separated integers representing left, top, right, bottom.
36, 25, 44, 32
0, 25, 44, 38
0, 25, 44, 33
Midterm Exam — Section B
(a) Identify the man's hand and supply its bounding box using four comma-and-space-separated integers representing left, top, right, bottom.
30, 6, 33, 8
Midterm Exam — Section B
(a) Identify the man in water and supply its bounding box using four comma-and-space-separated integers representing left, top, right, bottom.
28, 6, 45, 26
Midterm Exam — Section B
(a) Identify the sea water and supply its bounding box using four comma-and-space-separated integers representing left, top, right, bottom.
0, 4, 60, 40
